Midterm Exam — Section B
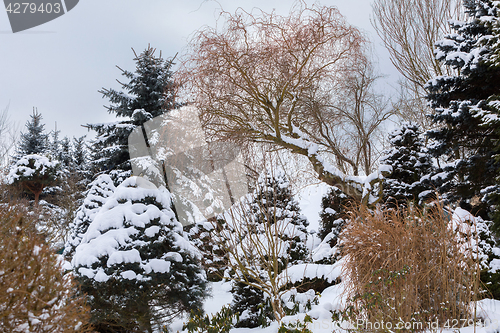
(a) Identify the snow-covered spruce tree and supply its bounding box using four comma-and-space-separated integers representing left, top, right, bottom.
425, 0, 500, 297
250, 170, 309, 268
380, 123, 434, 208
58, 136, 73, 168
72, 177, 207, 333
72, 135, 92, 186
7, 154, 59, 205
231, 278, 269, 328
63, 174, 116, 259
480, 6, 500, 236
314, 186, 354, 265
86, 46, 181, 179
14, 108, 49, 161
425, 0, 500, 218
229, 170, 309, 327
186, 218, 228, 282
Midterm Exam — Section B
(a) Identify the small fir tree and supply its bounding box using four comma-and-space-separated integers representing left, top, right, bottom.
380, 123, 434, 207
250, 170, 309, 267
14, 108, 49, 160
59, 136, 73, 168
231, 279, 269, 328
186, 218, 228, 282
7, 154, 59, 205
230, 170, 309, 327
318, 186, 354, 243
72, 177, 207, 332
314, 186, 354, 265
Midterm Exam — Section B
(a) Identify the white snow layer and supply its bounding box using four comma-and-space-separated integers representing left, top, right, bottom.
72, 176, 194, 283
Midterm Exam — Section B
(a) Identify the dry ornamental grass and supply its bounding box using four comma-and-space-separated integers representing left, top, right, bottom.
341, 203, 482, 331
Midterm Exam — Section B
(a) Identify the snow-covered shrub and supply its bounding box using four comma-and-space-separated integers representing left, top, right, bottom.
341, 203, 483, 329
72, 176, 207, 332
186, 218, 228, 282
316, 186, 354, 264
230, 279, 272, 328
281, 288, 319, 316
0, 204, 91, 333
451, 208, 500, 299
7, 154, 59, 205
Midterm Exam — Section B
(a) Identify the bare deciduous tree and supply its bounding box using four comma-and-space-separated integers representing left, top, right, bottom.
181, 3, 391, 204
0, 103, 18, 168
371, 0, 463, 128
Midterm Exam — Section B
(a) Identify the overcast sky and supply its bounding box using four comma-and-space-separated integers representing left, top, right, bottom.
0, 0, 399, 140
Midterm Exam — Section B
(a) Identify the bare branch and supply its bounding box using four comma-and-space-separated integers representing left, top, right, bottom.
180, 3, 390, 204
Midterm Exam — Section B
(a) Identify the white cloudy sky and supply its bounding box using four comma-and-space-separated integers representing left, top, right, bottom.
0, 0, 399, 140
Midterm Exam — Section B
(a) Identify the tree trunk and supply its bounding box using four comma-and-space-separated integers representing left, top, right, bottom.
34, 189, 41, 206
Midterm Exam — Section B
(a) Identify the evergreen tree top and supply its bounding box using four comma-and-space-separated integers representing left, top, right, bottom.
385, 123, 424, 148
15, 108, 49, 158
98, 45, 180, 124
86, 45, 181, 174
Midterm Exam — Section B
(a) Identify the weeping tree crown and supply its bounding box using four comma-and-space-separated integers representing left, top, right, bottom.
181, 3, 391, 204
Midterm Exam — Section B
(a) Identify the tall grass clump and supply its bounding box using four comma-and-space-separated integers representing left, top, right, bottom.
341, 203, 481, 330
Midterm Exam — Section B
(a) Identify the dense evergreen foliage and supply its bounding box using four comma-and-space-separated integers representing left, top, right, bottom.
425, 0, 500, 219
380, 123, 434, 207
72, 177, 207, 332
14, 108, 49, 160
318, 186, 353, 245
230, 171, 309, 328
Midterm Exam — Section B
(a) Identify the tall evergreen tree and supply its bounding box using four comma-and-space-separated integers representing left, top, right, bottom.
58, 136, 73, 168
424, 0, 500, 298
380, 123, 434, 207
86, 46, 181, 178
49, 127, 61, 161
15, 108, 49, 160
72, 135, 92, 188
425, 0, 500, 218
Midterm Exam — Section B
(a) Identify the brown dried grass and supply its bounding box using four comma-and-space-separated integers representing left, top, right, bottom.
341, 203, 481, 330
